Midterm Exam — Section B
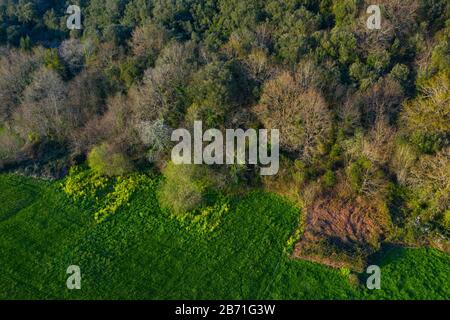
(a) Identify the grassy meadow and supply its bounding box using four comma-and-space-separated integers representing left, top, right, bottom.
0, 174, 448, 300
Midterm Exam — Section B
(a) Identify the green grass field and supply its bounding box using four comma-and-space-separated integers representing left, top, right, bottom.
0, 174, 448, 300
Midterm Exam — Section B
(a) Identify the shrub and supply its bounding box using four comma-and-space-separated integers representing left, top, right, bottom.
157, 162, 224, 215
262, 156, 308, 205
88, 143, 134, 176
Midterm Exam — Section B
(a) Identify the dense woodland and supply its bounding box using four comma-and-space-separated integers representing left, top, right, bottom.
0, 0, 449, 270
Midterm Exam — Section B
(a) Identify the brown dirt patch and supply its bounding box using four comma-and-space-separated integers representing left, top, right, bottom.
293, 196, 391, 271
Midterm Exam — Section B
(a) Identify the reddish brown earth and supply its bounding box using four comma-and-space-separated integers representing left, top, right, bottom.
293, 196, 391, 271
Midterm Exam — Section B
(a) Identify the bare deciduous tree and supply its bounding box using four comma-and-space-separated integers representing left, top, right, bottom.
14, 67, 69, 140
255, 71, 332, 161
129, 22, 169, 59
355, 77, 404, 127
355, 0, 420, 51
243, 48, 274, 84
391, 142, 417, 185
59, 38, 93, 75
66, 68, 108, 126
0, 48, 44, 121
129, 42, 197, 125
135, 119, 171, 163
362, 119, 396, 165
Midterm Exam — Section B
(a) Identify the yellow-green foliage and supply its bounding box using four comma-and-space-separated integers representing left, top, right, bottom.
284, 226, 302, 254
158, 162, 223, 215
406, 147, 450, 230
63, 167, 154, 223
262, 156, 307, 205
339, 267, 351, 278
62, 166, 110, 203
443, 210, 450, 231
177, 200, 230, 235
63, 166, 226, 229
88, 143, 134, 177
157, 162, 230, 234
347, 157, 386, 196
284, 209, 304, 254
402, 71, 450, 135
94, 174, 153, 223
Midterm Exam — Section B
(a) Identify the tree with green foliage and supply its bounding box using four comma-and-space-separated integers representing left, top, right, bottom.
158, 161, 224, 214
402, 71, 450, 136
88, 142, 134, 176
186, 61, 240, 128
